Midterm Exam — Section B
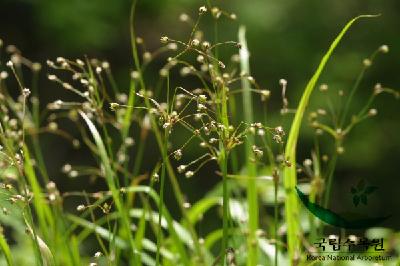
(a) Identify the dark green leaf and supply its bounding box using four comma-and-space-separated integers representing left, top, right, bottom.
365, 186, 378, 194
361, 194, 368, 205
353, 195, 360, 206
351, 187, 357, 194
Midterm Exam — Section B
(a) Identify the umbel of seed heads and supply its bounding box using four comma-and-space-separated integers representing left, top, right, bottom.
159, 5, 241, 76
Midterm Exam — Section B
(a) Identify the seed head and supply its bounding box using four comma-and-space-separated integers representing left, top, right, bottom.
102, 61, 110, 69
72, 139, 80, 149
259, 90, 270, 97
6, 61, 13, 67
47, 60, 55, 67
143, 52, 152, 62
160, 36, 169, 44
336, 146, 345, 154
319, 83, 328, 92
199, 6, 207, 14
201, 41, 210, 50
152, 173, 159, 182
279, 79, 287, 86
179, 13, 190, 22
273, 135, 282, 143
69, 170, 79, 178
197, 103, 206, 111
368, 108, 377, 116
363, 58, 372, 67
211, 7, 221, 18
252, 146, 263, 158
303, 159, 312, 166
379, 45, 389, 53
131, 71, 140, 80
260, 90, 270, 101
125, 137, 135, 146
110, 103, 120, 111
163, 122, 171, 129
47, 74, 57, 81
48, 122, 58, 131
76, 59, 85, 66
374, 83, 383, 95
247, 76, 255, 82
56, 57, 66, 63
197, 55, 205, 63
159, 68, 169, 77
136, 37, 143, 44
174, 149, 183, 160
197, 95, 207, 104
177, 165, 186, 173
191, 39, 200, 47
94, 252, 102, 258
257, 128, 265, 136
22, 88, 31, 97
0, 71, 8, 80
167, 43, 178, 50
76, 205, 86, 211
185, 171, 194, 178
209, 138, 218, 144
275, 126, 285, 136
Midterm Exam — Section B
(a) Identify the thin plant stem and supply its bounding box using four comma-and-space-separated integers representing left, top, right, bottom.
239, 26, 259, 266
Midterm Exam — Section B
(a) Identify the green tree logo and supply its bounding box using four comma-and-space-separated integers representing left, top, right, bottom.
351, 179, 378, 207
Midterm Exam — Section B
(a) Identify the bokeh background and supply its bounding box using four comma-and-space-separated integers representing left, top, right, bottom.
1, 0, 399, 238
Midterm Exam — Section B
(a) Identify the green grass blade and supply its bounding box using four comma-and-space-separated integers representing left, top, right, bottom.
23, 145, 54, 239
0, 232, 13, 266
239, 25, 259, 266
283, 15, 378, 264
79, 111, 139, 263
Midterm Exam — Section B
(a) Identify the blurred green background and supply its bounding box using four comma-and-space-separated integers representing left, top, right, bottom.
1, 0, 399, 232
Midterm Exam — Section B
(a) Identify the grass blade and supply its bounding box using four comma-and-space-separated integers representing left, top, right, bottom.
79, 111, 139, 263
239, 25, 259, 266
283, 15, 378, 263
0, 232, 13, 266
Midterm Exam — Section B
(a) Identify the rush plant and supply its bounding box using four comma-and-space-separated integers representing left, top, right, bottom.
0, 1, 398, 266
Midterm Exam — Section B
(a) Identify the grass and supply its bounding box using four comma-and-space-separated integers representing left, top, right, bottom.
0, 2, 399, 266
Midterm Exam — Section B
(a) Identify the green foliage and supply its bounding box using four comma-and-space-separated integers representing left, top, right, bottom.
0, 2, 398, 266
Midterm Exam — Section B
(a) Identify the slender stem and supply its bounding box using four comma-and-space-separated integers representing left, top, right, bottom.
239, 26, 258, 266
221, 150, 229, 266
323, 150, 338, 208
156, 129, 168, 266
